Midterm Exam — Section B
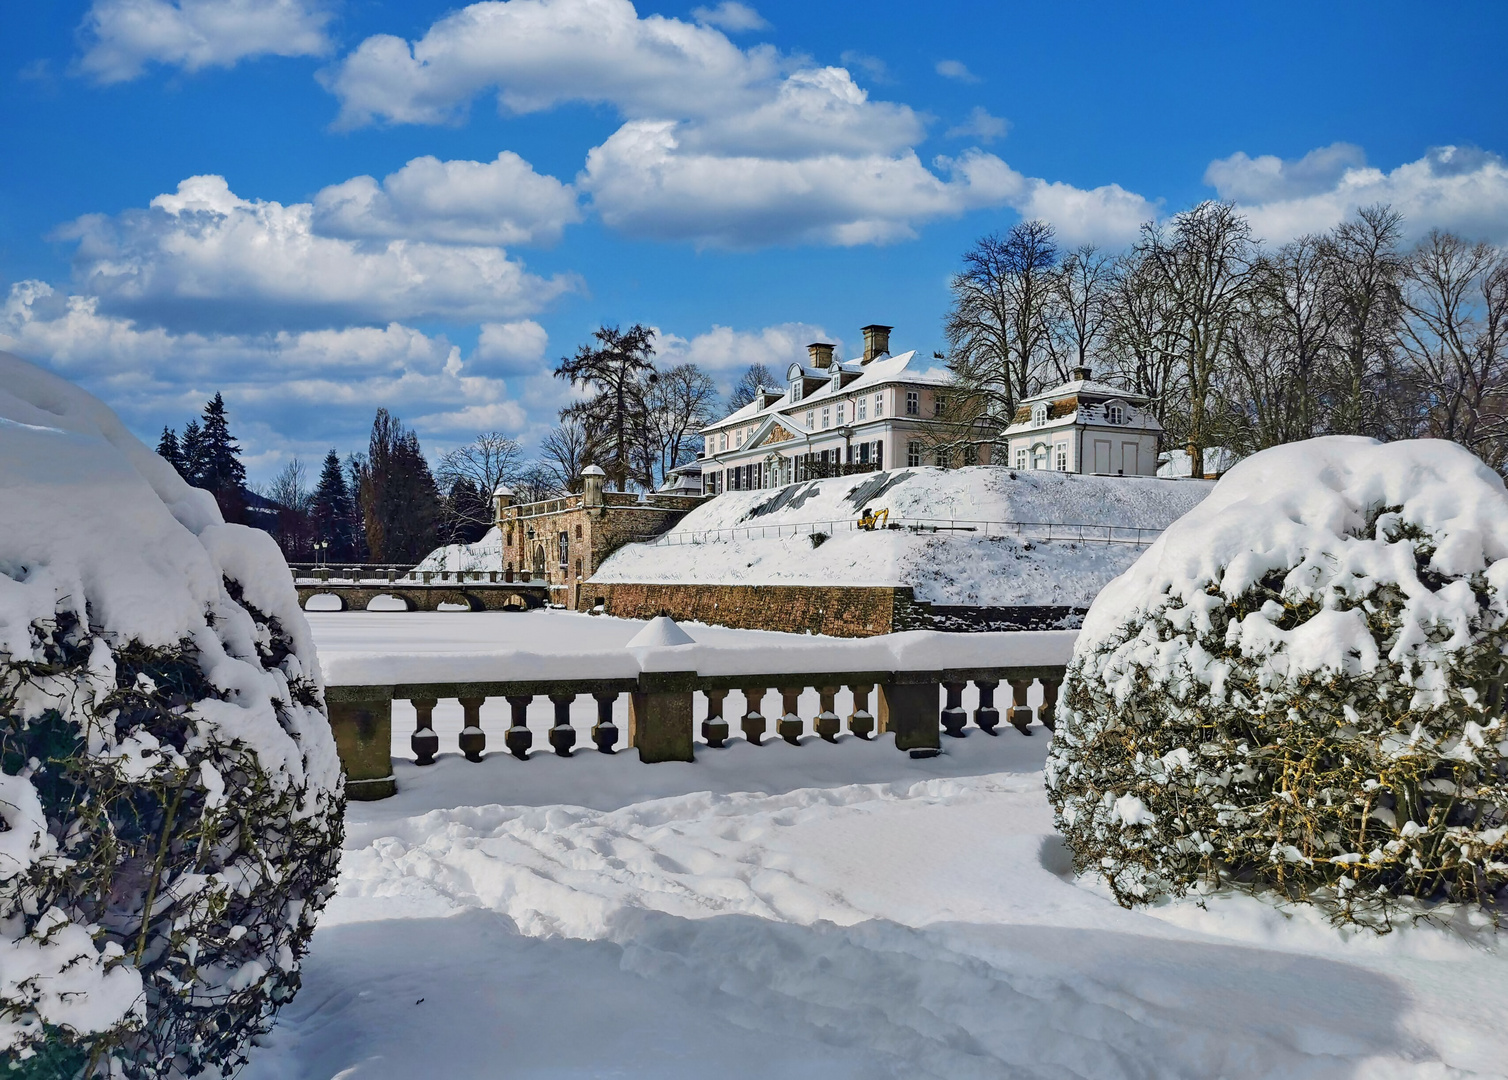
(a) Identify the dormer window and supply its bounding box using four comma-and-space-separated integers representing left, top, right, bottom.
791, 380, 803, 403
1031, 402, 1049, 427
1106, 402, 1125, 425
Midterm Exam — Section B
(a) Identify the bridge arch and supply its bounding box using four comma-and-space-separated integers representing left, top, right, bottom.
365, 593, 416, 611
303, 592, 347, 612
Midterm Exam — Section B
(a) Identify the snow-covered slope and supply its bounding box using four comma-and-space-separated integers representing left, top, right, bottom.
416, 529, 505, 573
593, 467, 1213, 607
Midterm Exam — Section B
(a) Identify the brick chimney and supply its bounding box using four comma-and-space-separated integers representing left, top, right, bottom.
861, 324, 893, 364
806, 342, 835, 369
1071, 365, 1092, 382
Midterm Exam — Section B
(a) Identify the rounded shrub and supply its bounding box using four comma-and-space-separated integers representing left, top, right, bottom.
0, 355, 344, 1076
1045, 437, 1508, 927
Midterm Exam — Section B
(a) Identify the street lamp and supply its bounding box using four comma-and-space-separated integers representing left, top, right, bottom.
314, 539, 330, 568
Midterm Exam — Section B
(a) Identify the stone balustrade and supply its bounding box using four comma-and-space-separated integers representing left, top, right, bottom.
325, 662, 1065, 800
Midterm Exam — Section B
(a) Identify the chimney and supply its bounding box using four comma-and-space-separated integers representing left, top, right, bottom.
861, 324, 893, 364
1070, 366, 1092, 382
806, 342, 835, 369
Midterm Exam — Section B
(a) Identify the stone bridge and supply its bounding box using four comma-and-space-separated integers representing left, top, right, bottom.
295, 579, 552, 612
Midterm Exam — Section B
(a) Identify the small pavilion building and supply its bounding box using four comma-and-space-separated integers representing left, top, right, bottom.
1002, 367, 1162, 476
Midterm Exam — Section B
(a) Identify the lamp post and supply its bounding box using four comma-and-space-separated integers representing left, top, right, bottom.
314, 539, 329, 568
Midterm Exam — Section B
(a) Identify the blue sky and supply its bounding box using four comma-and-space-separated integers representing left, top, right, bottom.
3, 0, 1506, 480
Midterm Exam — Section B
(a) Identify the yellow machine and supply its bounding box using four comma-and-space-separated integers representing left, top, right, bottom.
858, 507, 889, 531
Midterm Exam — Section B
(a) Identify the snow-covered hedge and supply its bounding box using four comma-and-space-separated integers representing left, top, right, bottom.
1046, 437, 1508, 927
0, 354, 343, 1075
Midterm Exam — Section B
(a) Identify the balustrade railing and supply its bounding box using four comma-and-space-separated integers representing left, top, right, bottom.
325, 660, 1065, 800
646, 517, 1162, 548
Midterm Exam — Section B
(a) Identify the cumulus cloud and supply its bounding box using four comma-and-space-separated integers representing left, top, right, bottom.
946, 106, 1009, 144
1207, 144, 1508, 244
690, 1, 767, 32
57, 174, 576, 332
78, 0, 331, 83
475, 319, 551, 375
312, 152, 581, 247
934, 59, 978, 83
0, 279, 553, 474
656, 322, 838, 380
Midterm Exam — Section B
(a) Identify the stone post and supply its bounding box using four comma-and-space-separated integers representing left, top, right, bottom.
815, 686, 841, 742
459, 696, 486, 761
548, 693, 578, 756
629, 671, 696, 763
326, 687, 396, 800
777, 686, 804, 744
409, 696, 439, 765
591, 691, 619, 752
505, 695, 534, 759
701, 688, 729, 747
1008, 679, 1035, 735
1039, 678, 1060, 732
878, 676, 941, 753
973, 679, 1000, 735
742, 687, 768, 745
848, 683, 875, 740
941, 680, 968, 738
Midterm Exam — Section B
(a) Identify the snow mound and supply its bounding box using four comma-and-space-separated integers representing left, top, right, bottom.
1047, 436, 1508, 923
0, 352, 343, 1072
625, 615, 697, 649
415, 529, 504, 573
594, 467, 1213, 608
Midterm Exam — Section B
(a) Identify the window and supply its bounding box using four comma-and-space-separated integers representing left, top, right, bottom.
935, 394, 948, 417
1032, 443, 1048, 470
822, 407, 831, 429
736, 429, 744, 446
962, 445, 977, 466
857, 398, 867, 421
874, 441, 883, 468
934, 448, 948, 467
806, 410, 815, 429
1031, 402, 1049, 427
1106, 403, 1125, 425
874, 393, 884, 416
719, 432, 726, 452
791, 381, 803, 403
858, 442, 870, 464
1056, 443, 1068, 471
557, 531, 569, 567
575, 524, 582, 538
1015, 447, 1028, 469
907, 440, 922, 467
836, 403, 846, 425
906, 391, 919, 416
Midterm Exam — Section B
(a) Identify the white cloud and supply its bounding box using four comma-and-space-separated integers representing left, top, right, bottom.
1208, 145, 1508, 244
78, 0, 331, 83
475, 320, 551, 375
934, 59, 978, 83
59, 174, 576, 332
1012, 176, 1160, 247
945, 106, 1009, 144
839, 50, 888, 83
656, 322, 838, 380
312, 152, 581, 247
323, 0, 775, 128
690, 1, 767, 32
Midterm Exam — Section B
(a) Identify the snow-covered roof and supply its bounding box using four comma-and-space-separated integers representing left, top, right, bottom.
702, 351, 950, 435
1020, 377, 1149, 406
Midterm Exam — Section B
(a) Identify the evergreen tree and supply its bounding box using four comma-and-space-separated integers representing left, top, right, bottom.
354, 409, 441, 562
180, 419, 206, 486
194, 393, 248, 523
311, 449, 358, 559
156, 426, 184, 476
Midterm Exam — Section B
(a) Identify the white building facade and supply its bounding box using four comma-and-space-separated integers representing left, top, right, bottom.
1002, 367, 1162, 476
698, 326, 996, 494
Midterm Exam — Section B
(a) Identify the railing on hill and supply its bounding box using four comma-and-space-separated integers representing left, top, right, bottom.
644, 517, 1164, 547
324, 652, 1068, 800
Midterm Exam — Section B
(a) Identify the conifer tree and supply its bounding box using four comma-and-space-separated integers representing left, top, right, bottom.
156, 426, 184, 475
354, 409, 441, 562
311, 449, 358, 559
180, 419, 205, 486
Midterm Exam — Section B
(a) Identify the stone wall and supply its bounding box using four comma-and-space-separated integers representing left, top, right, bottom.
576, 582, 932, 637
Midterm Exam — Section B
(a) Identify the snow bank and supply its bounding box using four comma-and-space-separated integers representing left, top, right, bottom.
0, 352, 343, 1070
1048, 436, 1508, 920
415, 529, 504, 574
593, 467, 1212, 607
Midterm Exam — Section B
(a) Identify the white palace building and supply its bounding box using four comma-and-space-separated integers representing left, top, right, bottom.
697, 326, 1163, 494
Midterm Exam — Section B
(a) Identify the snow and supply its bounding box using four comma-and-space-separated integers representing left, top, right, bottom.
245, 677, 1508, 1079
592, 467, 1213, 608
307, 610, 1077, 686
0, 351, 341, 1056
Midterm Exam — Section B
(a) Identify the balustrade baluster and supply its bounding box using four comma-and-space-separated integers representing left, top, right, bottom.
941, 680, 968, 737
742, 688, 768, 745
702, 688, 729, 747
848, 683, 875, 739
973, 679, 1000, 735
591, 691, 619, 752
458, 696, 486, 761
815, 686, 841, 742
505, 695, 534, 758
777, 686, 804, 744
549, 693, 577, 756
1008, 679, 1035, 735
410, 696, 439, 765
1039, 678, 1060, 732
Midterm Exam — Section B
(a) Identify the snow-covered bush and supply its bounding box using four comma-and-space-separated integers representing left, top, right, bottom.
1046, 437, 1508, 927
0, 354, 343, 1075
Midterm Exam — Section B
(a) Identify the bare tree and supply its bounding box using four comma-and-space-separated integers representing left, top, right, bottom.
727, 363, 778, 411
1249, 233, 1336, 442
1101, 250, 1186, 433
555, 323, 657, 491
540, 416, 590, 492
1049, 244, 1116, 379
513, 461, 563, 503
266, 456, 311, 512
645, 363, 720, 484
1138, 202, 1257, 477
1324, 205, 1406, 437
1397, 231, 1508, 467
437, 433, 523, 499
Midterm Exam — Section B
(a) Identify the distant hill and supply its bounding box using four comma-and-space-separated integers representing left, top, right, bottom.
591, 466, 1213, 609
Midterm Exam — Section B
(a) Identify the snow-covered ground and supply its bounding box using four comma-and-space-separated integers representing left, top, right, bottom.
239, 610, 1508, 1079
593, 467, 1213, 607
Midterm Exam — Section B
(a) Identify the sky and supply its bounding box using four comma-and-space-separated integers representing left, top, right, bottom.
2, 0, 1506, 482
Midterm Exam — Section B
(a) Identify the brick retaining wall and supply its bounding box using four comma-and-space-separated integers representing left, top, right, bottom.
577, 582, 932, 637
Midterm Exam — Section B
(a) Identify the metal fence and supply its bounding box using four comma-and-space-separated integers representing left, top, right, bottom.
644, 517, 1164, 547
